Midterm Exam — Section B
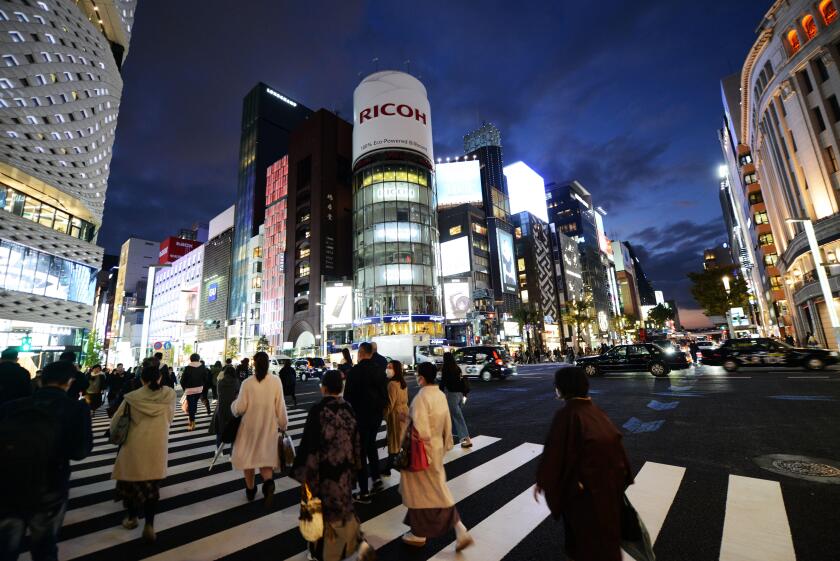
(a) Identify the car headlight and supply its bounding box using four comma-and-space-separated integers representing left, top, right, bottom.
664, 348, 675, 355
830, 351, 839, 357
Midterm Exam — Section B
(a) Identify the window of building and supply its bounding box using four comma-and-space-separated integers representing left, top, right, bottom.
448, 225, 461, 236
755, 211, 770, 225
816, 57, 830, 82
744, 173, 758, 184
827, 145, 840, 173
759, 232, 775, 246
764, 253, 779, 267
799, 69, 814, 93
517, 258, 525, 272
813, 106, 827, 132
13, 11, 27, 22
803, 14, 818, 40
820, 0, 839, 25
3, 55, 18, 67
770, 276, 783, 290
0, 78, 12, 89
748, 191, 764, 205
739, 154, 753, 165
8, 31, 24, 43
0, 10, 7, 21
472, 222, 487, 236
788, 29, 801, 53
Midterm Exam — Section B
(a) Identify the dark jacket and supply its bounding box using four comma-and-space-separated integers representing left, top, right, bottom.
439, 363, 468, 395
67, 365, 89, 399
292, 396, 362, 523
344, 358, 388, 428
180, 364, 207, 390
209, 368, 239, 435
371, 352, 388, 371
0, 386, 93, 497
0, 361, 33, 405
279, 365, 296, 395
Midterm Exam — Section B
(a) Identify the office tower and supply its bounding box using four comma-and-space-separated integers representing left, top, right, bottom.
108, 238, 157, 365
0, 0, 134, 359
703, 245, 737, 271
624, 242, 657, 306
611, 240, 642, 319
197, 206, 234, 362
283, 109, 353, 352
229, 83, 312, 326
352, 71, 443, 339
261, 156, 288, 347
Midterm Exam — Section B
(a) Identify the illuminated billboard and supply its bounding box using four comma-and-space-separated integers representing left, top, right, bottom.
436, 160, 482, 208
159, 237, 201, 265
324, 283, 353, 327
496, 228, 517, 293
440, 236, 470, 277
444, 281, 472, 320
503, 161, 547, 222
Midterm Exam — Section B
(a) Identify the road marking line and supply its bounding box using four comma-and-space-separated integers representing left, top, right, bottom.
621, 461, 685, 561
720, 475, 796, 561
787, 376, 829, 379
428, 484, 550, 560
140, 436, 500, 561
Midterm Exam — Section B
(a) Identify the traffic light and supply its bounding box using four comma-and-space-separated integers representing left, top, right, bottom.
20, 336, 31, 352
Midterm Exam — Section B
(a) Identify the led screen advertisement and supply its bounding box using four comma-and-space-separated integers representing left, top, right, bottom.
444, 281, 472, 320
503, 161, 547, 222
496, 228, 517, 294
435, 160, 482, 208
440, 236, 470, 277
324, 283, 353, 327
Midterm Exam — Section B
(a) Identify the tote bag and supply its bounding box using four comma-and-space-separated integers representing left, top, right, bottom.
108, 402, 131, 446
299, 483, 324, 543
408, 426, 429, 472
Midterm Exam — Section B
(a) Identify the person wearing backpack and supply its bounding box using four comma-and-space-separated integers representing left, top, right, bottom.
180, 354, 208, 431
0, 347, 33, 406
0, 360, 93, 561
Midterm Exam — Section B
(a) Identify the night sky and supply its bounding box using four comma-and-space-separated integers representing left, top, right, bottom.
101, 0, 771, 328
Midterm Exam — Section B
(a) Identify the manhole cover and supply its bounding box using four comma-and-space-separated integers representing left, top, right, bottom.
755, 454, 840, 484
771, 459, 840, 477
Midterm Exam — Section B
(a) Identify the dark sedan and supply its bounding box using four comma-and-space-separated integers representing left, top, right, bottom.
700, 338, 839, 371
577, 344, 690, 377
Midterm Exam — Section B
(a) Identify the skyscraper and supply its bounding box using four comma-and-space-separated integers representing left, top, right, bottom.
229, 83, 312, 327
0, 0, 134, 358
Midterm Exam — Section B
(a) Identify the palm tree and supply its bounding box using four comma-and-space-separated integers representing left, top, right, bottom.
513, 305, 542, 356
562, 296, 594, 351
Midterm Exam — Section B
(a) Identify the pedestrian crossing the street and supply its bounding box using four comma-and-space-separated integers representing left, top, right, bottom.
31, 404, 804, 561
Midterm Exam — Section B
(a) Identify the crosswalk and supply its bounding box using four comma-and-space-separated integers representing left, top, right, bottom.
25, 401, 803, 561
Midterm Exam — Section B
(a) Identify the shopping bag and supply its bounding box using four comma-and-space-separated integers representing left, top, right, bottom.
394, 421, 412, 470
278, 431, 296, 471
180, 394, 188, 414
108, 403, 131, 446
620, 494, 656, 561
299, 483, 324, 543
408, 426, 429, 472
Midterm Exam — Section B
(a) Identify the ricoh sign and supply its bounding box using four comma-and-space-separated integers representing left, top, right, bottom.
352, 71, 434, 168
159, 236, 201, 264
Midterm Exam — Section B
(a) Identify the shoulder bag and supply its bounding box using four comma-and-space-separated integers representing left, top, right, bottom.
278, 430, 296, 472
620, 493, 656, 561
394, 420, 412, 470
298, 483, 324, 543
220, 415, 242, 444
109, 402, 131, 446
408, 425, 429, 472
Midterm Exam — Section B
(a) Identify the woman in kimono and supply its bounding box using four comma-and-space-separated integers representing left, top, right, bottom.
535, 366, 634, 561
399, 362, 473, 551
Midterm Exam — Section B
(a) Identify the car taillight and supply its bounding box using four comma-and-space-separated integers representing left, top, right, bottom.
495, 358, 503, 365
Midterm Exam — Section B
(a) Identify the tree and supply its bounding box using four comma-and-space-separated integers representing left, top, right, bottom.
225, 337, 239, 360
687, 267, 750, 317
256, 335, 271, 353
562, 296, 594, 349
647, 304, 675, 329
513, 305, 542, 353
81, 330, 103, 368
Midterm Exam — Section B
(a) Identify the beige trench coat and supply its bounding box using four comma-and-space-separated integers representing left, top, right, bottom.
399, 385, 455, 509
230, 374, 288, 470
110, 385, 176, 481
385, 380, 409, 454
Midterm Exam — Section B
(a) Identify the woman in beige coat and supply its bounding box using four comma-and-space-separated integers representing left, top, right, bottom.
110, 364, 176, 542
231, 351, 288, 507
399, 362, 473, 551
383, 359, 409, 476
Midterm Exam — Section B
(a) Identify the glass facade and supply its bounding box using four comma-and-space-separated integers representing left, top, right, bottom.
1, 183, 95, 241
353, 161, 442, 335
0, 239, 95, 304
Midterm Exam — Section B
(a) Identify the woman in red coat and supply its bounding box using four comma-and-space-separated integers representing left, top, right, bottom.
535, 367, 633, 561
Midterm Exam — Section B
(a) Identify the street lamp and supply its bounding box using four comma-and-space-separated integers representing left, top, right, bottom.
786, 218, 840, 349
721, 275, 734, 340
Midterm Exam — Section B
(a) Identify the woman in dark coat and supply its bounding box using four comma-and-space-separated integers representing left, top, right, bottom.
209, 365, 239, 451
535, 367, 633, 561
279, 360, 297, 407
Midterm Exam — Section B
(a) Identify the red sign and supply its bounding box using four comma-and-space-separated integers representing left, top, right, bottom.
159, 237, 201, 264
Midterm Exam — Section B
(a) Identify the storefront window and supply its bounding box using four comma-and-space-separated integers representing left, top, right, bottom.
0, 182, 95, 240
0, 240, 94, 304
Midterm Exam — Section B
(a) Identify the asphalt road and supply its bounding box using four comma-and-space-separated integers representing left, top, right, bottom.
292, 362, 840, 560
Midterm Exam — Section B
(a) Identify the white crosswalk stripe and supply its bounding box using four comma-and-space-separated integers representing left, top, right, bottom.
22, 403, 807, 561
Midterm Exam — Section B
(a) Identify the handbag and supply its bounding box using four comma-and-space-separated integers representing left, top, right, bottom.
299, 483, 324, 543
220, 415, 242, 444
278, 431, 296, 471
109, 402, 131, 446
394, 421, 412, 470
180, 394, 188, 414
408, 426, 429, 472
620, 494, 656, 561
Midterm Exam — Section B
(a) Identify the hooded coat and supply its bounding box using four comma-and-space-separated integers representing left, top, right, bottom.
110, 385, 176, 481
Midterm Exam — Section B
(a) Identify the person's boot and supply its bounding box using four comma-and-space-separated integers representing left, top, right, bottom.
262, 479, 275, 509
142, 523, 156, 543
245, 484, 257, 502
122, 517, 138, 530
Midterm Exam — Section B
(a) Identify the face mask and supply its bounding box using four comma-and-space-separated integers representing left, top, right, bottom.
555, 388, 562, 400
386, 368, 394, 378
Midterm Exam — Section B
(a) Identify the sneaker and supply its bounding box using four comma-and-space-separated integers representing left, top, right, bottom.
121, 517, 138, 530
372, 479, 384, 492
401, 532, 427, 547
358, 540, 376, 560
352, 492, 372, 504
142, 523, 156, 543
461, 438, 473, 449
455, 532, 475, 552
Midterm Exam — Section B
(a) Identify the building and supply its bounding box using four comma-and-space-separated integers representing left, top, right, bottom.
108, 238, 157, 365
703, 244, 737, 270
197, 206, 234, 362
145, 243, 203, 367
739, 0, 840, 347
545, 181, 612, 346
89, 253, 118, 362
512, 211, 562, 351
612, 240, 642, 319
352, 71, 443, 339
283, 109, 353, 352
260, 156, 288, 347
719, 72, 777, 335
229, 83, 312, 332
0, 0, 134, 358
625, 242, 657, 306
463, 123, 519, 325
